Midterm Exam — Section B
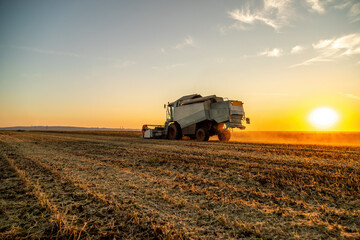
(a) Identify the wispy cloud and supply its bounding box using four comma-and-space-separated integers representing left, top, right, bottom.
227, 0, 294, 31
259, 48, 283, 57
175, 36, 194, 49
291, 33, 360, 67
306, 0, 325, 14
334, 1, 351, 10
151, 63, 185, 70
290, 58, 332, 68
248, 92, 290, 97
11, 45, 82, 58
334, 1, 360, 22
10, 45, 137, 68
349, 2, 360, 22
226, 0, 358, 33
344, 93, 360, 101
112, 60, 136, 68
291, 45, 304, 54
160, 48, 167, 55
168, 63, 185, 68
228, 9, 278, 30
214, 57, 225, 64
313, 34, 360, 56
20, 73, 42, 79
159, 36, 195, 55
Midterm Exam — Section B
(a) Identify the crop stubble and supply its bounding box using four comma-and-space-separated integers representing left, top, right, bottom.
0, 131, 359, 239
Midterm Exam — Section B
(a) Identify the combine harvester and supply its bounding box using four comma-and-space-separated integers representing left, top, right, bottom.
142, 94, 250, 142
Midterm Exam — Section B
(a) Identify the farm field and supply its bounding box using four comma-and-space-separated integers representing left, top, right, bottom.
0, 131, 359, 239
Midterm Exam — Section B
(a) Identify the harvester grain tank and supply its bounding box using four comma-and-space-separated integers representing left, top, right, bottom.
142, 94, 250, 141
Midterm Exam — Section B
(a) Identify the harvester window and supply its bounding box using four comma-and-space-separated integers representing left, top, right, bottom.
166, 106, 174, 121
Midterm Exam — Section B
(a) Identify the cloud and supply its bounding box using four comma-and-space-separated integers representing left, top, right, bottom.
227, 0, 294, 31
248, 92, 290, 97
349, 2, 360, 22
226, 0, 359, 33
216, 24, 228, 35
159, 36, 195, 55
334, 1, 360, 22
214, 57, 224, 63
291, 57, 332, 68
175, 36, 194, 49
312, 39, 333, 49
11, 45, 82, 58
113, 60, 136, 68
259, 48, 283, 57
291, 33, 360, 67
344, 93, 360, 101
228, 9, 278, 30
306, 0, 325, 13
151, 63, 185, 70
291, 45, 304, 54
168, 63, 185, 68
313, 34, 360, 56
334, 1, 351, 10
10, 44, 137, 69
20, 73, 42, 78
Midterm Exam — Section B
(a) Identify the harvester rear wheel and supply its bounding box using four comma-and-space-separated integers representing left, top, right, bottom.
218, 129, 231, 142
168, 123, 182, 140
196, 128, 209, 141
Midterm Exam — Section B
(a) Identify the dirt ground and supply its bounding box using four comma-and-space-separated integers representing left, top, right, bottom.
0, 131, 359, 239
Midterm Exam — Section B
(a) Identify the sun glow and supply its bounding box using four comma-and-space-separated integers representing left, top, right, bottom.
308, 107, 339, 130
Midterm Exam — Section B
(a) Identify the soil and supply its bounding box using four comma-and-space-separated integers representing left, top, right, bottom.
0, 130, 359, 239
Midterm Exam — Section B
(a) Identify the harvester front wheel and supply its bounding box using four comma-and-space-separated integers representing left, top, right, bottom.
196, 128, 209, 141
218, 129, 231, 142
168, 123, 182, 140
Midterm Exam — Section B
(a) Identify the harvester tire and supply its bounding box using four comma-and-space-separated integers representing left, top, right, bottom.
168, 123, 182, 140
218, 129, 231, 142
196, 128, 209, 141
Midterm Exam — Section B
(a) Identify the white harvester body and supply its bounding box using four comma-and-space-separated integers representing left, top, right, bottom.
142, 94, 250, 141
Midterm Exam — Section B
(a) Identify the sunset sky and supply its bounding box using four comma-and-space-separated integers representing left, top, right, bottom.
1, 0, 359, 131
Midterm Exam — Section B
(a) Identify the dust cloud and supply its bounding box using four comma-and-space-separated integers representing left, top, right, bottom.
211, 131, 360, 146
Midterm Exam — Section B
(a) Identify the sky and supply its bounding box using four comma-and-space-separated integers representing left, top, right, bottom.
0, 0, 359, 131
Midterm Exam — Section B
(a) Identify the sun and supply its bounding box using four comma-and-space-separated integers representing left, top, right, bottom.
308, 107, 339, 130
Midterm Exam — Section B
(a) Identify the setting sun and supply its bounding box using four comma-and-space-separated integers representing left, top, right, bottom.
308, 107, 339, 130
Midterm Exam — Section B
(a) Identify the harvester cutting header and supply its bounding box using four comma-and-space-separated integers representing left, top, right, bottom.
142, 94, 250, 142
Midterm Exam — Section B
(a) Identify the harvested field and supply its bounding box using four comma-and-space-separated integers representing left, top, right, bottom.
0, 131, 359, 239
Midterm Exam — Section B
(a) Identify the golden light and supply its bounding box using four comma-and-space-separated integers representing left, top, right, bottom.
308, 107, 339, 129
